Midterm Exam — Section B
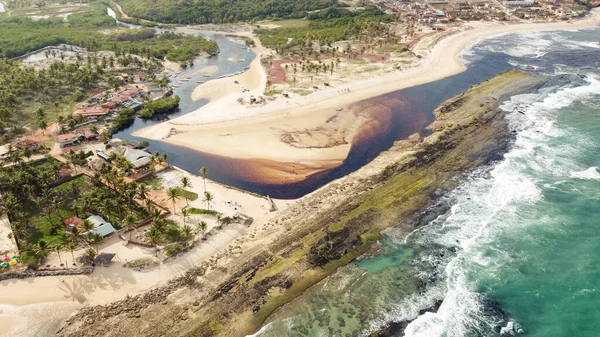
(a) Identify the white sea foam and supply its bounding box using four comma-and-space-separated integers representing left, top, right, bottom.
245, 322, 273, 337
570, 167, 600, 180
394, 77, 600, 337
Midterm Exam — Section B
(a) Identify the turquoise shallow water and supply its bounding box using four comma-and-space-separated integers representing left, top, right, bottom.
253, 29, 600, 337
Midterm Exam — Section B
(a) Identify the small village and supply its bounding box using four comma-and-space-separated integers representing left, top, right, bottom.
369, 0, 594, 24
0, 69, 277, 279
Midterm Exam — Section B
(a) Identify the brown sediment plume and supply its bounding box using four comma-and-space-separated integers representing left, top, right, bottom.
57, 70, 547, 337
218, 99, 399, 186
226, 157, 344, 185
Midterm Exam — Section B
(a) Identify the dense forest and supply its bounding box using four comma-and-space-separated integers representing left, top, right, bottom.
0, 4, 116, 58
116, 0, 338, 24
0, 4, 218, 60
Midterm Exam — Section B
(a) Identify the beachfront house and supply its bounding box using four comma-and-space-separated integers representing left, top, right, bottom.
122, 148, 152, 170
57, 133, 79, 148
85, 215, 116, 238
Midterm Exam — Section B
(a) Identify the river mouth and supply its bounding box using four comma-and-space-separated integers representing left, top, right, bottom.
116, 47, 514, 198
106, 8, 515, 199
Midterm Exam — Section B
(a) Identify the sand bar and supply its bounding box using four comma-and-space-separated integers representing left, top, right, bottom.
134, 10, 600, 179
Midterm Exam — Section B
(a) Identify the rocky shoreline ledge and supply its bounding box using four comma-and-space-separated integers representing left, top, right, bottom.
57, 70, 547, 337
0, 267, 94, 282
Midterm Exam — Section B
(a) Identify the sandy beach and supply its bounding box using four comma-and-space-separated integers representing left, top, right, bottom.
133, 10, 600, 183
0, 170, 291, 337
2, 12, 600, 337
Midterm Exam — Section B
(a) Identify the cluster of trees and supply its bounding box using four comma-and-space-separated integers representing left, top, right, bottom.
0, 5, 219, 62
0, 3, 117, 58
137, 96, 180, 118
116, 0, 337, 24
112, 107, 136, 131
104, 30, 219, 63
0, 52, 161, 142
257, 6, 392, 57
0, 158, 148, 267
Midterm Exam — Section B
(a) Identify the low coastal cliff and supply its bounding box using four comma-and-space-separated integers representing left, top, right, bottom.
57, 70, 547, 337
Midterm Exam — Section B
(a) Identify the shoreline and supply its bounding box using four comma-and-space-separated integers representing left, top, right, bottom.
132, 10, 600, 184
57, 70, 548, 337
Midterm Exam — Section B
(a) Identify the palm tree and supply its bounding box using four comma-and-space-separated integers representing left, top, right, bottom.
67, 241, 77, 266
199, 166, 208, 193
197, 221, 207, 236
85, 247, 97, 261
182, 225, 193, 242
34, 240, 50, 262
137, 184, 149, 200
180, 207, 189, 227
144, 198, 154, 212
203, 191, 215, 210
87, 232, 103, 252
180, 177, 192, 205
146, 227, 161, 257
123, 214, 136, 240
167, 187, 179, 213
81, 219, 94, 233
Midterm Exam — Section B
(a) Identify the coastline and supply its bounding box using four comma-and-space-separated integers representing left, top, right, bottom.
2, 13, 599, 337
132, 10, 600, 184
57, 70, 548, 337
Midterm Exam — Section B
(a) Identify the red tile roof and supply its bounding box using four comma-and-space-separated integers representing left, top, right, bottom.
63, 216, 83, 228
57, 133, 78, 142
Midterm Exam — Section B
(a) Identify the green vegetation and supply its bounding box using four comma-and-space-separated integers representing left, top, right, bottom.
257, 6, 392, 56
0, 58, 110, 143
0, 3, 116, 58
137, 95, 180, 118
116, 0, 337, 24
105, 30, 219, 63
112, 107, 136, 131
188, 208, 221, 216
0, 158, 148, 267
0, 4, 218, 60
173, 187, 198, 202
257, 18, 309, 29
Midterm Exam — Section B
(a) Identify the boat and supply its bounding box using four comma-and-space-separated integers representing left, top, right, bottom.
244, 66, 250, 70
177, 80, 182, 84
197, 81, 205, 83
239, 59, 246, 62
203, 74, 211, 77
218, 75, 226, 79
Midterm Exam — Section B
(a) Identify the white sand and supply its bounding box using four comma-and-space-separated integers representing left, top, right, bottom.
0, 169, 290, 337
134, 11, 600, 168
3, 13, 600, 336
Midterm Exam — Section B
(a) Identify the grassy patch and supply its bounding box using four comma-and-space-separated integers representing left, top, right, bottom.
173, 187, 198, 201
290, 89, 312, 96
257, 19, 309, 29
188, 208, 220, 216
140, 176, 164, 190
264, 89, 282, 96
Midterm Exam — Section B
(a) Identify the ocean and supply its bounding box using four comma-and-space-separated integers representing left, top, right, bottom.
251, 28, 600, 336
